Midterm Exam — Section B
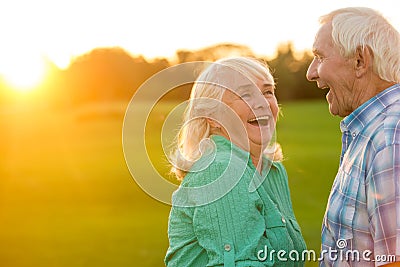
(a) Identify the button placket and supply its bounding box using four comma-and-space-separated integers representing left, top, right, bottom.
223, 243, 235, 267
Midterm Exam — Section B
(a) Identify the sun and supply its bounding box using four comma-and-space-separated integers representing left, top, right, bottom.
0, 51, 47, 93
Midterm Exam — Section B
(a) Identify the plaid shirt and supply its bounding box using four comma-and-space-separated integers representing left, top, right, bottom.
320, 84, 400, 267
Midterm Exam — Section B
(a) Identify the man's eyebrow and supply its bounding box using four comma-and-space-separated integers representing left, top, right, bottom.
312, 48, 322, 56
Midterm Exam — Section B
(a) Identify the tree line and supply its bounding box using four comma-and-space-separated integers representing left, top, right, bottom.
0, 42, 326, 107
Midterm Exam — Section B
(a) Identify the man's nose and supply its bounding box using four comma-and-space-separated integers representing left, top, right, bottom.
306, 59, 318, 81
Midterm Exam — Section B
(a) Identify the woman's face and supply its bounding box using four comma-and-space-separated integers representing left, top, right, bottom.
217, 74, 279, 152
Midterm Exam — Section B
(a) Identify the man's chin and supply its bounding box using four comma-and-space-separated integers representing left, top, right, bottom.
328, 103, 339, 116
328, 104, 349, 117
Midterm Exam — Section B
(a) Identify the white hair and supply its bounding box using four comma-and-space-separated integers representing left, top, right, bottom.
169, 57, 282, 180
320, 7, 400, 83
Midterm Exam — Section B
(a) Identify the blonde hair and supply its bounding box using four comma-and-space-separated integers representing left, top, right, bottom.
320, 7, 400, 83
170, 57, 282, 180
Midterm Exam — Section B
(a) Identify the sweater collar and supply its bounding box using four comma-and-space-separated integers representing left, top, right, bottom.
210, 135, 275, 176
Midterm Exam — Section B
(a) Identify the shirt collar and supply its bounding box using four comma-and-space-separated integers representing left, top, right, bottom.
340, 83, 400, 135
210, 134, 249, 158
210, 135, 276, 175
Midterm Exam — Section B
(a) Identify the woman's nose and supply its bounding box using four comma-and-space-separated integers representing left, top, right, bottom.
252, 95, 269, 110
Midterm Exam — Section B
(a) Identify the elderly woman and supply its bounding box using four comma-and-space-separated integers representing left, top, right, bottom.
165, 57, 306, 266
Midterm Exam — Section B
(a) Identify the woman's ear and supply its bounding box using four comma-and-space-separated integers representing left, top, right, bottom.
206, 118, 221, 129
355, 46, 372, 78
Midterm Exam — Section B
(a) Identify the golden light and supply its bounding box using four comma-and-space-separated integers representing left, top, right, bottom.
0, 51, 47, 93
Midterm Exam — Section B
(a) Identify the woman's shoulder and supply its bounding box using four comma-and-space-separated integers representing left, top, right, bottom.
173, 154, 250, 207
266, 161, 290, 186
182, 150, 248, 188
271, 160, 287, 174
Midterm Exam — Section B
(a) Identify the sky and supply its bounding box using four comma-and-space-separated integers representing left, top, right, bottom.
0, 0, 399, 88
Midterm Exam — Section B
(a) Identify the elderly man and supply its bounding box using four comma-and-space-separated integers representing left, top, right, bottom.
306, 7, 400, 267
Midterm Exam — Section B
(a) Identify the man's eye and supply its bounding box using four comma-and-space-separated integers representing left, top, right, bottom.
240, 93, 251, 99
314, 55, 324, 62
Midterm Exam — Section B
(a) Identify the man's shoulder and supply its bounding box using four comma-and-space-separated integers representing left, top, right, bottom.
382, 100, 400, 145
356, 103, 400, 151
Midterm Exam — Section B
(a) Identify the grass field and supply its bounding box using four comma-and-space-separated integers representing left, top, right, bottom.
0, 99, 342, 266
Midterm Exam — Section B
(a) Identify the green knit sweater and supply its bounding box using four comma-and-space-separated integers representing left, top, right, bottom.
165, 135, 306, 266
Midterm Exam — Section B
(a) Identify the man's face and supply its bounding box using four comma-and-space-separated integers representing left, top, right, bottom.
306, 23, 357, 117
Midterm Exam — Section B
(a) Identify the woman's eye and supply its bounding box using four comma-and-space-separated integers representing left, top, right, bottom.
263, 90, 274, 96
240, 93, 251, 99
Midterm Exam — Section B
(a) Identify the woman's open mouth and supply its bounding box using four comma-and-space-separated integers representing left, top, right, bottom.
247, 115, 271, 127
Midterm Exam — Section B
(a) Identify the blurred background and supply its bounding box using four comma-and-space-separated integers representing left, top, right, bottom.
1, 0, 398, 266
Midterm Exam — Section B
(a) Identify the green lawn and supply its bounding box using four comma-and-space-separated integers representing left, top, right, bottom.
0, 100, 342, 266
277, 100, 342, 260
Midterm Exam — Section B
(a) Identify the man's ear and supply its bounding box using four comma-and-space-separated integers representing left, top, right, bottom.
355, 46, 372, 78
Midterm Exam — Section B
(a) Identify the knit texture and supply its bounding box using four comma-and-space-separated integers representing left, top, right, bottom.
165, 135, 306, 266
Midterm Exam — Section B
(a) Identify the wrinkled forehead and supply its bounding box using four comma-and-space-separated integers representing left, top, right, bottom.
313, 22, 334, 49
215, 65, 271, 93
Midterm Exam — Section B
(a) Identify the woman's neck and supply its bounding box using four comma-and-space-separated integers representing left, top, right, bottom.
250, 152, 263, 173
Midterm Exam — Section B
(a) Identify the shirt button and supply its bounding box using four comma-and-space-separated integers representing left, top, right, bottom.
282, 217, 286, 223
352, 133, 356, 137
224, 244, 231, 251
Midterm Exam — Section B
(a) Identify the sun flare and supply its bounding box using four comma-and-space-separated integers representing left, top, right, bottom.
0, 52, 46, 93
